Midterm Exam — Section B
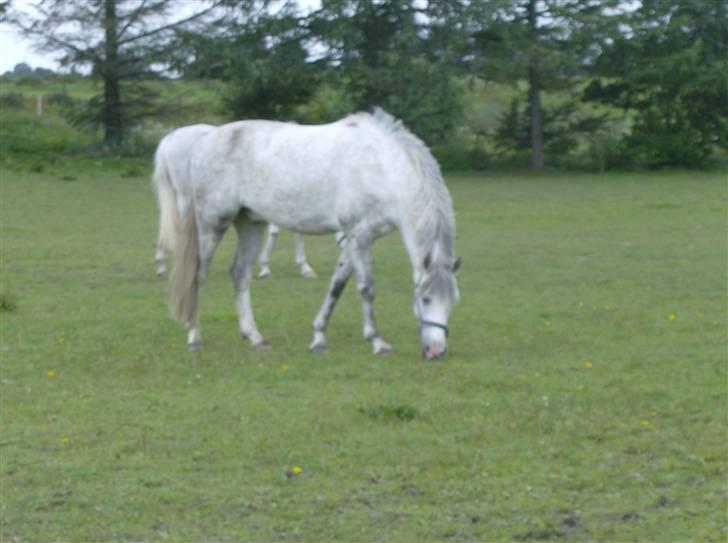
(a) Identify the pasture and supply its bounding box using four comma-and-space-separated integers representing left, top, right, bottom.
1, 162, 725, 541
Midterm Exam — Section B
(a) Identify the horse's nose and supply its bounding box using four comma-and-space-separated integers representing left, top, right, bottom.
422, 343, 447, 360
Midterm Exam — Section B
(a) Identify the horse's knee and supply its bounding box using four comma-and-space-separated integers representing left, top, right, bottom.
358, 282, 375, 301
230, 263, 252, 289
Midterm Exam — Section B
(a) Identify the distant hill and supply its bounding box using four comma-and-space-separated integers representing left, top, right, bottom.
1, 62, 57, 80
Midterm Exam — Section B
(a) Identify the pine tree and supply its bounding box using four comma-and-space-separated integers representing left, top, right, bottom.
10, 0, 222, 144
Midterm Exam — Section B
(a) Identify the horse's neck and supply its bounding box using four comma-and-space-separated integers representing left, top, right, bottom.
401, 209, 453, 282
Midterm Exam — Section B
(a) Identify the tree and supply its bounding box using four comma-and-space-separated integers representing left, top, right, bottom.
584, 0, 728, 168
308, 0, 465, 144
177, 1, 321, 121
0, 0, 10, 20
10, 0, 223, 145
469, 0, 621, 168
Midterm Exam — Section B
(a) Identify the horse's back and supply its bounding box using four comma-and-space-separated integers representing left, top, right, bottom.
186, 114, 418, 235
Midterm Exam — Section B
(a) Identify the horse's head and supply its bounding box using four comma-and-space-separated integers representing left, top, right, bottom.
414, 255, 461, 360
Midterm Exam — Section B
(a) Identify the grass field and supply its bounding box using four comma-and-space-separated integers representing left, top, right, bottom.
1, 161, 726, 542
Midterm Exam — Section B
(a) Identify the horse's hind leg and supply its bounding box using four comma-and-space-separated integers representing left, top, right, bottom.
347, 235, 392, 355
154, 243, 167, 277
294, 234, 317, 278
232, 216, 269, 349
186, 222, 224, 350
310, 244, 353, 352
257, 223, 278, 279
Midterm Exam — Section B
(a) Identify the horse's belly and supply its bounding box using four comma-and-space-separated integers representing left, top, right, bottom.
246, 193, 340, 234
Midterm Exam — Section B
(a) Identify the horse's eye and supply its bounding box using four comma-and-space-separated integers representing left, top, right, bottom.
422, 297, 431, 305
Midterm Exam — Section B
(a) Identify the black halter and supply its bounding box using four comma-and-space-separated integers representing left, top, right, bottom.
418, 319, 449, 338
415, 300, 449, 338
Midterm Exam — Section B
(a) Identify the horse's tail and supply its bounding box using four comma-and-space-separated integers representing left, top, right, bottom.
152, 141, 179, 253
169, 203, 199, 324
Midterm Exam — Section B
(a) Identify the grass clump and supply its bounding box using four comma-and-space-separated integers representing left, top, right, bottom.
0, 291, 17, 312
358, 398, 419, 422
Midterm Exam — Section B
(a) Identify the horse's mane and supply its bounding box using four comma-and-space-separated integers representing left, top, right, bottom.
365, 108, 456, 267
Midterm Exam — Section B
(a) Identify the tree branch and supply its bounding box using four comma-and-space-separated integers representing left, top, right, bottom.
117, 1, 225, 46
11, 16, 102, 65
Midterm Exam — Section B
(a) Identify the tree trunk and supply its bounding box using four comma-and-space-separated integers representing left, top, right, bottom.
527, 0, 544, 169
103, 0, 123, 145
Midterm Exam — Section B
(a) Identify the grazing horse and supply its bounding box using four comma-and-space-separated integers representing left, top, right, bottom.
257, 224, 317, 279
152, 124, 317, 280
152, 109, 460, 359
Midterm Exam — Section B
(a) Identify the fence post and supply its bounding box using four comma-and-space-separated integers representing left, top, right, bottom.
36, 95, 43, 118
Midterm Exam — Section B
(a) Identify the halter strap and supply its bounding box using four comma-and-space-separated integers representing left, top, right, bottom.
419, 319, 449, 338
415, 299, 449, 338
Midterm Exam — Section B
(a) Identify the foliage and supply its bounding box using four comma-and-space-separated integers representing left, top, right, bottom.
175, 2, 321, 122
5, 0, 726, 168
467, 0, 623, 168
0, 109, 95, 158
583, 0, 728, 168
0, 91, 24, 108
224, 13, 320, 121
494, 94, 608, 162
8, 0, 223, 144
309, 0, 464, 144
1, 163, 726, 541
61, 82, 173, 134
431, 142, 490, 172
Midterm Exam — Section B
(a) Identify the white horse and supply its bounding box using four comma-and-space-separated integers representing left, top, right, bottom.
153, 109, 460, 359
257, 224, 317, 279
152, 124, 317, 280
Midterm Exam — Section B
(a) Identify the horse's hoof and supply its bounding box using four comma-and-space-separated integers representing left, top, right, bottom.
372, 338, 393, 356
300, 266, 318, 279
257, 269, 271, 280
156, 269, 167, 278
252, 338, 271, 351
309, 340, 328, 353
187, 341, 202, 352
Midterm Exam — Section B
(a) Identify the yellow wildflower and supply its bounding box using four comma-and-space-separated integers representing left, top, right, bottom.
584, 361, 593, 369
668, 313, 676, 321
291, 466, 302, 475
47, 370, 56, 378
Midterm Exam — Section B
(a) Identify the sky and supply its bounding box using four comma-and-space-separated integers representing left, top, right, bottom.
0, 13, 56, 73
0, 0, 322, 74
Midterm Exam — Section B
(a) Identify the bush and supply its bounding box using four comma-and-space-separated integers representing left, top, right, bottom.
45, 91, 77, 108
0, 93, 25, 109
433, 141, 490, 171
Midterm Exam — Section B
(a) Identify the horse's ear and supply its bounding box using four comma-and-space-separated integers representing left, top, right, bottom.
452, 256, 462, 273
423, 253, 432, 270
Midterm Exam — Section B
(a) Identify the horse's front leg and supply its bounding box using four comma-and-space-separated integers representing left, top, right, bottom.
348, 236, 393, 356
232, 217, 269, 349
310, 245, 353, 352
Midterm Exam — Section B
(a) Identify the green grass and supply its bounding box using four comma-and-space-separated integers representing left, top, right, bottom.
1, 164, 726, 542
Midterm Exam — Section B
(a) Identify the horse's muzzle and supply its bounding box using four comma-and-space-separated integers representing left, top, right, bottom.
422, 343, 447, 360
